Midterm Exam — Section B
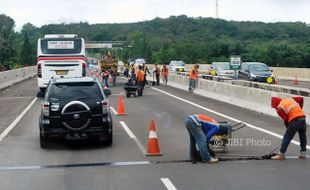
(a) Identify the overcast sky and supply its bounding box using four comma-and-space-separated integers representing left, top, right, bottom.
1, 0, 310, 30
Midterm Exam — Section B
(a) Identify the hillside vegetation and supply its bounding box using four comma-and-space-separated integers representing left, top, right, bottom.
1, 14, 310, 70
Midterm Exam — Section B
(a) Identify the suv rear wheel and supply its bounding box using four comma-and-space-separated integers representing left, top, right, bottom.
40, 134, 52, 149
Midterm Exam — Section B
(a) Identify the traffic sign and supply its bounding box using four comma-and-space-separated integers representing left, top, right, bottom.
230, 55, 241, 70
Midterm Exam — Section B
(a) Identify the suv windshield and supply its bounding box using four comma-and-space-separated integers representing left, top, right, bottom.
48, 82, 102, 100
249, 64, 270, 72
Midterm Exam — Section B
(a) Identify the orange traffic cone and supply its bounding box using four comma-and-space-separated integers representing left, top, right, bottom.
117, 96, 126, 116
146, 120, 162, 156
95, 72, 100, 78
293, 75, 299, 85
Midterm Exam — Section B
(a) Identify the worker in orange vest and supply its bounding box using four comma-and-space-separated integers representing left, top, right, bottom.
161, 65, 169, 86
136, 65, 145, 96
189, 64, 199, 93
153, 64, 161, 86
271, 96, 307, 160
101, 67, 109, 87
185, 114, 219, 163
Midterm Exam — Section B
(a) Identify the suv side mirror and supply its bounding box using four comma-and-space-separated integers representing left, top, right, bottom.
245, 69, 249, 73
103, 88, 112, 96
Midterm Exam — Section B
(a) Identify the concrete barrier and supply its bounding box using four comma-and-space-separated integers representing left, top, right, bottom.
0, 66, 37, 90
229, 80, 310, 97
149, 64, 310, 81
166, 73, 310, 123
271, 67, 310, 82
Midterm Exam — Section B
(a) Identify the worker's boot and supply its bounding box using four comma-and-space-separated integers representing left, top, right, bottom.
271, 152, 286, 160
208, 157, 219, 163
299, 151, 307, 159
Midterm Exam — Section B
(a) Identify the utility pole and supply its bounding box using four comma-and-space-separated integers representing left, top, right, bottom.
216, 0, 219, 19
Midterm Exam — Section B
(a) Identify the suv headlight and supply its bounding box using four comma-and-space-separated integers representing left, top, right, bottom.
250, 73, 257, 78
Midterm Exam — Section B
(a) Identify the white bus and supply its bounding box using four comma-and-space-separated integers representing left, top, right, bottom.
37, 34, 86, 91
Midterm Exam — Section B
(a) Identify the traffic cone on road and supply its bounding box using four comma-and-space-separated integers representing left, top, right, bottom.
275, 78, 278, 85
95, 72, 100, 78
293, 75, 299, 85
117, 96, 126, 116
146, 120, 162, 156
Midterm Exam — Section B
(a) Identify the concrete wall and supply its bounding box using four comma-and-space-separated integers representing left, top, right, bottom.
270, 67, 310, 81
166, 73, 310, 123
0, 66, 37, 90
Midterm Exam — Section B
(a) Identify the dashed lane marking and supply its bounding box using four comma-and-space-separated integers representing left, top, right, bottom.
120, 121, 136, 139
119, 121, 147, 155
152, 87, 310, 150
161, 178, 178, 190
0, 97, 38, 142
110, 106, 118, 115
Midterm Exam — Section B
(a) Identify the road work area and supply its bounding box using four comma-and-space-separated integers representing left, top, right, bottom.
0, 77, 309, 190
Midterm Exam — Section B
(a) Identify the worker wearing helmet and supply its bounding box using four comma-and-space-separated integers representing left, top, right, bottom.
271, 96, 307, 160
185, 114, 219, 163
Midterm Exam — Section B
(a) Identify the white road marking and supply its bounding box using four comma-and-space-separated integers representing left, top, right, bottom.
0, 97, 38, 142
119, 121, 147, 155
110, 106, 118, 115
152, 87, 310, 150
120, 121, 136, 139
161, 178, 178, 190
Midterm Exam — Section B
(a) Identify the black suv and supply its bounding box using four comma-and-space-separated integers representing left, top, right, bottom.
39, 77, 112, 148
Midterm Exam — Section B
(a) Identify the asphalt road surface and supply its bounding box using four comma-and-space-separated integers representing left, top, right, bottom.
0, 76, 309, 190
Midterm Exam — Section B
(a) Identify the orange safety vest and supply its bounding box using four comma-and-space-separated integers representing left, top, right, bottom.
196, 114, 219, 126
137, 70, 145, 82
277, 98, 305, 123
162, 68, 168, 77
189, 69, 198, 80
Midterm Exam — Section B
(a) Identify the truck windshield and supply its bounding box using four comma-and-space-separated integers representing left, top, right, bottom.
216, 63, 230, 70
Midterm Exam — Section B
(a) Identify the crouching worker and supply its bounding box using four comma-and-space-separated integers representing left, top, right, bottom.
271, 96, 307, 160
185, 114, 219, 163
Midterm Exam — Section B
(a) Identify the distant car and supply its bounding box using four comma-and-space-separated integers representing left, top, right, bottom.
209, 62, 235, 78
168, 60, 186, 72
39, 77, 112, 148
129, 61, 135, 67
135, 58, 146, 66
117, 61, 125, 73
239, 62, 275, 83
